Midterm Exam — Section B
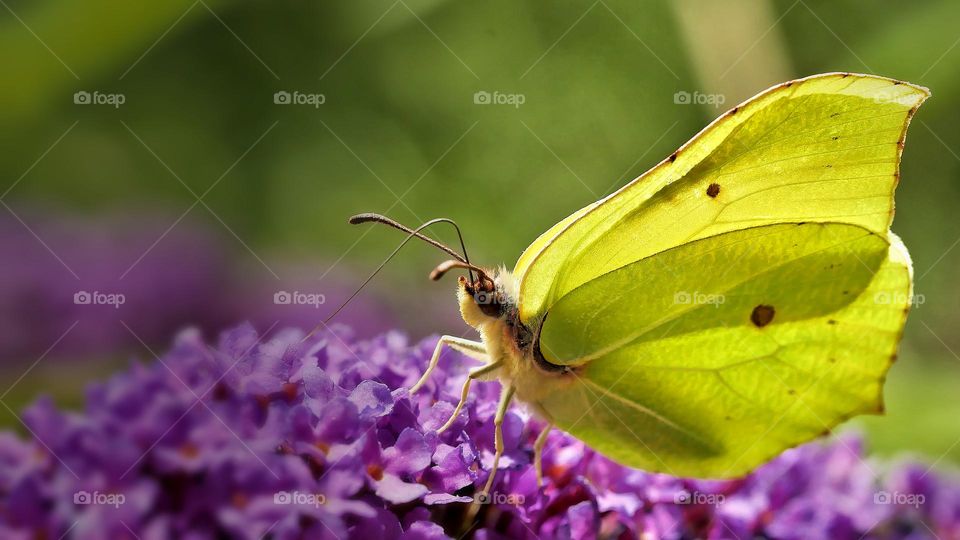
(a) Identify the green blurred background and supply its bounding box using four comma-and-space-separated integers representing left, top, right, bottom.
1, 0, 958, 467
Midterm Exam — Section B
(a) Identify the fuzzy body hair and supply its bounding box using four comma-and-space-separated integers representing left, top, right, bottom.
457, 268, 574, 418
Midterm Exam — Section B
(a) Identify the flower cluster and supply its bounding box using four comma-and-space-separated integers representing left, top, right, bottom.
0, 323, 957, 539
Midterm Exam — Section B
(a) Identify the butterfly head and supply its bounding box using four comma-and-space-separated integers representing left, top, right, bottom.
340, 212, 518, 329
426, 255, 520, 328
459, 271, 504, 319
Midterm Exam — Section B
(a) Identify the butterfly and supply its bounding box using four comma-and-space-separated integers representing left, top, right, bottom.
345, 72, 929, 498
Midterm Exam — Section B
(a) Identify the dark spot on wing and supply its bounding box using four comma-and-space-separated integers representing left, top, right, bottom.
841, 73, 850, 78
706, 183, 721, 198
830, 112, 840, 118
785, 82, 793, 88
730, 106, 739, 115
824, 164, 833, 168
827, 319, 837, 325
750, 305, 775, 327
894, 80, 903, 85
842, 290, 849, 295
788, 389, 796, 395
829, 357, 837, 363
832, 136, 840, 141
669, 153, 677, 163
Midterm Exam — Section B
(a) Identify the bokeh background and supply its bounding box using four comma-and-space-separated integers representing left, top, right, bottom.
1, 0, 958, 467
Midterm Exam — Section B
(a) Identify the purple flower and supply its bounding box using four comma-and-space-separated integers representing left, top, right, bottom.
0, 322, 958, 539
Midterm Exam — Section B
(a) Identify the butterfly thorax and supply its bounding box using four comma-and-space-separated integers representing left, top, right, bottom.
458, 269, 575, 410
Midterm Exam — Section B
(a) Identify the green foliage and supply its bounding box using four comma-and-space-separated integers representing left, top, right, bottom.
2, 0, 959, 461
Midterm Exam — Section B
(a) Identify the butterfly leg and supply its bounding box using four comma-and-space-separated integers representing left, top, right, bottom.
533, 423, 553, 488
481, 384, 517, 497
437, 360, 503, 433
410, 336, 486, 393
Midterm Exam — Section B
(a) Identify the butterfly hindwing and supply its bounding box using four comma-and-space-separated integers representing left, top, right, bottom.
534, 223, 911, 478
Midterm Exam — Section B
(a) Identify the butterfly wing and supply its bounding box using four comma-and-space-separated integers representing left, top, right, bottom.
534, 222, 912, 477
514, 73, 928, 323
514, 72, 928, 477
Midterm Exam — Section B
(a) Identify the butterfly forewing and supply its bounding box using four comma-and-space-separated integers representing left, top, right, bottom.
514, 73, 928, 323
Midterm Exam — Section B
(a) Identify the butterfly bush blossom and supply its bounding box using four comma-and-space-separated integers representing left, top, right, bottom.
0, 323, 957, 539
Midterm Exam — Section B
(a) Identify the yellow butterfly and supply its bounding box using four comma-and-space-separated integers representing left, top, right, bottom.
346, 73, 928, 498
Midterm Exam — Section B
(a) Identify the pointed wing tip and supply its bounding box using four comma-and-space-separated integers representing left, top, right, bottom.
797, 72, 931, 104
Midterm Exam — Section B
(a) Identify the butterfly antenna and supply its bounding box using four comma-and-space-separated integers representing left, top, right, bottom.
429, 259, 493, 288
301, 215, 472, 342
349, 213, 472, 275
